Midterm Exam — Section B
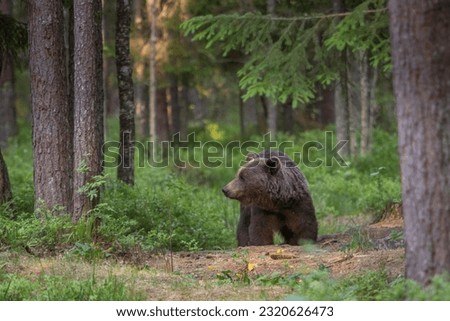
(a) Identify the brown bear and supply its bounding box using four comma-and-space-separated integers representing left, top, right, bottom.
222, 150, 318, 246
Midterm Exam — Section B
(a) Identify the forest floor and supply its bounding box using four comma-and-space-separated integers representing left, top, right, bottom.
2, 208, 405, 300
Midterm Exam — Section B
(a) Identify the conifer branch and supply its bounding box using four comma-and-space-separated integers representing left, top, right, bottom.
212, 8, 387, 22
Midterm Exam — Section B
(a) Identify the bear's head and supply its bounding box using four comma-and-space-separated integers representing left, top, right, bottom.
222, 152, 284, 209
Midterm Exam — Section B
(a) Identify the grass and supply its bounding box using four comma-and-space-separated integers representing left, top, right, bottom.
1, 252, 449, 301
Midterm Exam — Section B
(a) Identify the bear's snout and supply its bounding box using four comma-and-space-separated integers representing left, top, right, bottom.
222, 183, 238, 199
222, 185, 233, 198
222, 186, 229, 197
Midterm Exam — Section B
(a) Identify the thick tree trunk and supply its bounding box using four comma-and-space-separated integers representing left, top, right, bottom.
0, 0, 18, 147
28, 0, 73, 213
73, 0, 104, 221
0, 147, 12, 204
389, 0, 450, 285
63, 2, 74, 150
116, 0, 135, 186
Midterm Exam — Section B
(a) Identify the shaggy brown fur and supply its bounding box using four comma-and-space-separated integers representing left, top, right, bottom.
223, 151, 318, 246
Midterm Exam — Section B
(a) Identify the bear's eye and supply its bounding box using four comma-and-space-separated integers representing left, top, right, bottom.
239, 173, 245, 181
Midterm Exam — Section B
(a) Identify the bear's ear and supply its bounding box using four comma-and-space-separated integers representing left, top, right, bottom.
265, 156, 281, 175
245, 152, 259, 162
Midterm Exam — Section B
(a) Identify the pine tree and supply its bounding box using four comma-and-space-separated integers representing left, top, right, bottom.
389, 0, 450, 286
73, 0, 104, 221
116, 0, 135, 185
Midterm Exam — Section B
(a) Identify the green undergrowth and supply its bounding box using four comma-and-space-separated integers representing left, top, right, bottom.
0, 269, 145, 301
285, 270, 450, 301
1, 123, 400, 254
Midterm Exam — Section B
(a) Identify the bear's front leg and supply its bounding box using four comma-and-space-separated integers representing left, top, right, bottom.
248, 208, 278, 246
237, 204, 251, 246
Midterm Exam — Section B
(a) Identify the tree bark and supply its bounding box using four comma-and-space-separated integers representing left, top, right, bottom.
103, 0, 119, 117
156, 88, 169, 141
389, 0, 450, 285
133, 0, 149, 138
359, 51, 370, 155
318, 87, 335, 126
265, 0, 277, 135
63, 2, 74, 152
0, 0, 18, 147
28, 0, 72, 213
281, 100, 294, 134
148, 0, 157, 144
73, 0, 104, 221
332, 0, 349, 156
238, 87, 245, 137
169, 75, 181, 136
0, 146, 12, 204
116, 0, 135, 186
347, 52, 359, 156
334, 79, 349, 156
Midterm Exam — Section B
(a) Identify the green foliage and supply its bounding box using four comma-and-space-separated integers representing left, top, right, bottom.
1, 120, 400, 254
0, 270, 145, 300
100, 167, 236, 251
66, 242, 110, 261
325, 0, 391, 71
181, 0, 390, 106
280, 270, 450, 301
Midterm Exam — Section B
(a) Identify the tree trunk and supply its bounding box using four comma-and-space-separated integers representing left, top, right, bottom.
334, 80, 349, 156
116, 0, 135, 186
28, 0, 73, 213
148, 0, 157, 144
359, 51, 370, 155
156, 88, 169, 141
0, 54, 17, 147
332, 0, 349, 156
265, 0, 277, 135
63, 2, 74, 152
0, 0, 18, 147
319, 87, 335, 126
103, 0, 119, 117
169, 75, 181, 137
389, 0, 450, 285
133, 0, 149, 138
238, 87, 245, 137
0, 146, 12, 204
73, 0, 104, 221
347, 52, 359, 156
281, 100, 294, 134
